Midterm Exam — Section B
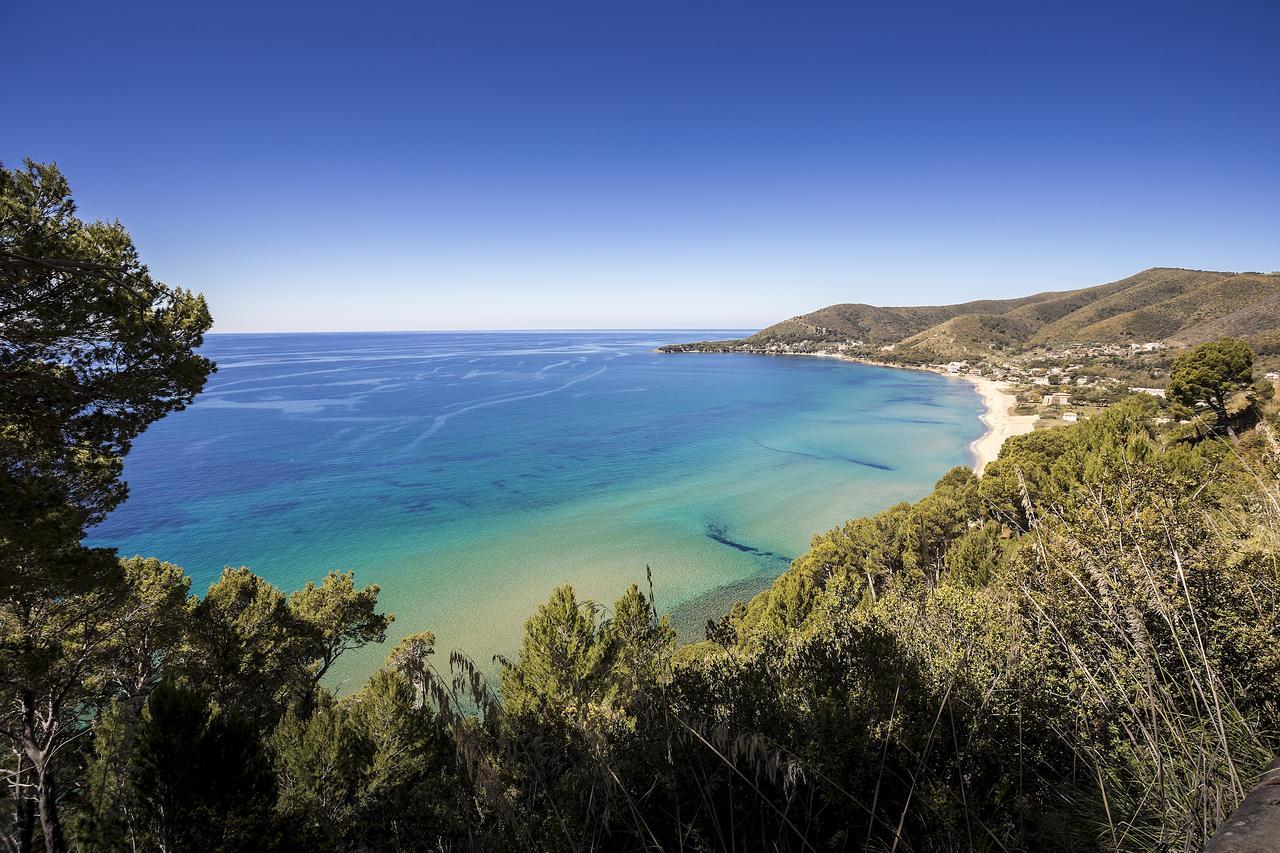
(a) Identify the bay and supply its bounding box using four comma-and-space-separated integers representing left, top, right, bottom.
89, 331, 984, 688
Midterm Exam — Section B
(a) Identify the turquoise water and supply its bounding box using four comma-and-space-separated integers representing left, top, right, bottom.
89, 331, 983, 688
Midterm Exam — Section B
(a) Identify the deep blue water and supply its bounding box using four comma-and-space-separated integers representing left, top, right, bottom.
89, 331, 983, 687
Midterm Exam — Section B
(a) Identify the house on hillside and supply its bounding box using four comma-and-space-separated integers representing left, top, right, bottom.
1063, 412, 1079, 422
1042, 392, 1072, 406
1128, 387, 1167, 398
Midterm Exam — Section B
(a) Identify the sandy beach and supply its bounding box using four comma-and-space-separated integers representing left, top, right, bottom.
955, 376, 1039, 473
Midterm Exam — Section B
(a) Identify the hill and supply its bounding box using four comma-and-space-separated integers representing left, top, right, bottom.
666, 267, 1280, 360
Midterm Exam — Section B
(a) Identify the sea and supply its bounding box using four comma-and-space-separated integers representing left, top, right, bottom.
88, 331, 985, 688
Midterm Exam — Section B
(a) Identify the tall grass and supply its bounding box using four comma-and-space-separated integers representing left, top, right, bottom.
1014, 432, 1280, 850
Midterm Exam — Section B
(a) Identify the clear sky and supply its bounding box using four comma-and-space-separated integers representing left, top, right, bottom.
4, 0, 1277, 332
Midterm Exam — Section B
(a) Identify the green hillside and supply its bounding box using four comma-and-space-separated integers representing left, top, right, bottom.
668, 267, 1280, 360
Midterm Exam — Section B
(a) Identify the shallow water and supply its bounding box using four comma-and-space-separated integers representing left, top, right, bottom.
89, 331, 983, 688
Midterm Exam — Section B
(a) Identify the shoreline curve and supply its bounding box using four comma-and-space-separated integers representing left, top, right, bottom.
666, 349, 1040, 474
953, 375, 1039, 473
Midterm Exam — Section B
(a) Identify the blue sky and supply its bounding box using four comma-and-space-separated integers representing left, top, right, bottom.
4, 0, 1277, 332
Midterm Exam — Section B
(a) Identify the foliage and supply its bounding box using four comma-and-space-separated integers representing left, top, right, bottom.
1168, 336, 1255, 425
0, 159, 213, 593
271, 671, 462, 851
0, 160, 214, 852
60, 564, 408, 853
289, 570, 393, 708
174, 567, 311, 728
127, 683, 276, 852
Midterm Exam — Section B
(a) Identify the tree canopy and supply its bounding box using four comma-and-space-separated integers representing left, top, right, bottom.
1, 160, 213, 585
0, 160, 214, 853
1168, 336, 1254, 425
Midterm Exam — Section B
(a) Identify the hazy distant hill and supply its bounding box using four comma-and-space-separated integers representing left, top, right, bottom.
670, 267, 1280, 359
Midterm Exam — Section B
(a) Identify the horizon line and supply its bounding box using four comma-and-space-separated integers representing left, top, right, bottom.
206, 327, 760, 336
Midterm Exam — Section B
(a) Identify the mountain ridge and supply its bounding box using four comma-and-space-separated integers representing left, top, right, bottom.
665, 267, 1280, 360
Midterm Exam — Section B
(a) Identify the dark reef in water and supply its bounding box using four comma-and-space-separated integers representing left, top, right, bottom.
753, 439, 894, 471
704, 522, 792, 568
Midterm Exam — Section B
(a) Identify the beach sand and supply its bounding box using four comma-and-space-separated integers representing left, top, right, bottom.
958, 376, 1039, 473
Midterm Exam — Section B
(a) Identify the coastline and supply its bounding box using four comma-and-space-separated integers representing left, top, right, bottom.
811, 354, 1038, 473
954, 375, 1039, 473
669, 348, 1039, 474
